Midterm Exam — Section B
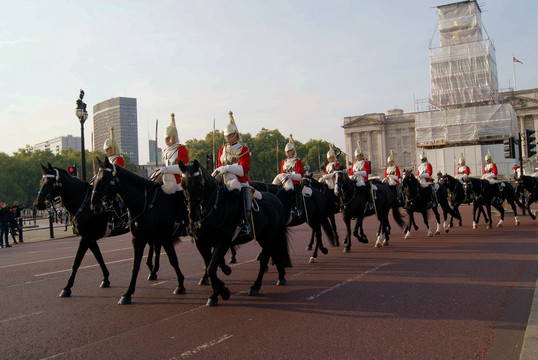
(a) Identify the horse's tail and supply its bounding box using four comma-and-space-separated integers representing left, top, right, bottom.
391, 202, 405, 228
321, 214, 337, 246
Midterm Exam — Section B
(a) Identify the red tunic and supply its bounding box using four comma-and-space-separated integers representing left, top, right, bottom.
218, 144, 251, 183
109, 155, 125, 168
384, 165, 401, 184
281, 158, 304, 185
416, 162, 433, 183
349, 160, 370, 182
162, 145, 189, 184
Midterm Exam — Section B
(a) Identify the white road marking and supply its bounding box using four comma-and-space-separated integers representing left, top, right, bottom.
0, 311, 45, 323
174, 334, 233, 359
306, 263, 390, 301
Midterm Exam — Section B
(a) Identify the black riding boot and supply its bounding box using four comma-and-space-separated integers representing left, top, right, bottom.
238, 187, 253, 240
496, 183, 504, 204
430, 186, 437, 207
291, 184, 304, 218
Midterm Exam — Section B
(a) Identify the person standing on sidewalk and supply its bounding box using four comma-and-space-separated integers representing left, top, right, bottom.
0, 202, 12, 248
11, 201, 23, 242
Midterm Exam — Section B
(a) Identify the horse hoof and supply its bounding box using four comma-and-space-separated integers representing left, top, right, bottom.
222, 265, 232, 276
221, 287, 230, 300
444, 229, 449, 234
228, 257, 237, 264
173, 286, 186, 295
375, 242, 382, 248
486, 225, 492, 229
473, 225, 477, 229
118, 296, 131, 305
100, 280, 110, 288
515, 221, 520, 226
59, 289, 71, 298
496, 223, 502, 228
276, 278, 286, 286
309, 257, 316, 263
147, 273, 157, 281
359, 237, 368, 244
404, 233, 410, 239
382, 240, 388, 246
435, 231, 441, 235
206, 298, 218, 306
198, 278, 210, 286
248, 288, 259, 296
343, 247, 350, 253
306, 245, 313, 250
427, 231, 433, 237
321, 247, 328, 255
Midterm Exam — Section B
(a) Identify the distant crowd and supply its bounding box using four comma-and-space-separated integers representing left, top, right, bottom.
0, 201, 23, 248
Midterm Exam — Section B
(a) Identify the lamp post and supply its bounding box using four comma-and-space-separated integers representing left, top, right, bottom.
75, 89, 88, 181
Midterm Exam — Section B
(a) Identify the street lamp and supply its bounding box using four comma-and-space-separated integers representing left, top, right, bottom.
75, 89, 88, 181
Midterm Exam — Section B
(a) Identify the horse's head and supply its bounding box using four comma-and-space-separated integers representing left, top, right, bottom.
178, 160, 206, 225
461, 177, 475, 203
333, 168, 346, 198
34, 163, 62, 210
91, 157, 120, 214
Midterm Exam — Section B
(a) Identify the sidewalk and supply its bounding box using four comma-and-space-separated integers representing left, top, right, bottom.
520, 279, 538, 359
8, 218, 78, 244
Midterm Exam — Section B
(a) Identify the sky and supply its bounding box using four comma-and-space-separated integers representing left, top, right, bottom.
1, 0, 536, 164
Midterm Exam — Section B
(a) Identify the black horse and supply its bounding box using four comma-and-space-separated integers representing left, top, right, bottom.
462, 177, 522, 229
437, 173, 489, 227
34, 164, 129, 297
178, 160, 291, 306
400, 169, 458, 238
250, 181, 336, 263
303, 174, 341, 247
516, 175, 538, 220
90, 157, 188, 305
334, 170, 404, 251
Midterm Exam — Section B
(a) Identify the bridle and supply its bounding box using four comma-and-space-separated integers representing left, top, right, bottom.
181, 167, 222, 226
39, 169, 90, 221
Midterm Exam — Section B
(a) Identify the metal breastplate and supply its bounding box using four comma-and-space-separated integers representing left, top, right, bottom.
386, 165, 397, 175
221, 142, 243, 166
163, 145, 179, 166
283, 158, 297, 173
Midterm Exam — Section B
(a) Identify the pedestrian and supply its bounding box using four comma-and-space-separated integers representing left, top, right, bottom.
11, 201, 23, 242
9, 206, 19, 244
0, 202, 12, 248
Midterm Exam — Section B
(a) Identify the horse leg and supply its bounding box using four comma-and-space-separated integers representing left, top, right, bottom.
329, 213, 340, 246
88, 240, 111, 288
343, 215, 353, 253
495, 203, 505, 228
354, 217, 368, 244
472, 203, 479, 229
194, 240, 211, 286
307, 229, 315, 250
508, 198, 520, 225
147, 243, 161, 280
118, 239, 146, 305
249, 249, 271, 296
404, 211, 414, 239
59, 237, 90, 297
486, 205, 493, 229
206, 243, 231, 306
161, 240, 186, 295
432, 207, 441, 235
421, 211, 433, 237
228, 246, 237, 264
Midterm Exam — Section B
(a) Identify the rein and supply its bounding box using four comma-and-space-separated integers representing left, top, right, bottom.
41, 171, 90, 222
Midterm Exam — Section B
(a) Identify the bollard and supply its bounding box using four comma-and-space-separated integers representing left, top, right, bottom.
49, 213, 55, 239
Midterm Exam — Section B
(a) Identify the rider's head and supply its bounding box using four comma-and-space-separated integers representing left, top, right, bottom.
103, 127, 120, 157
164, 113, 179, 147
224, 111, 240, 145
284, 134, 296, 159
420, 150, 427, 163
387, 150, 395, 166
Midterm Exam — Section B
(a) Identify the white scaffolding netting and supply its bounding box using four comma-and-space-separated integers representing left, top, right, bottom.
415, 103, 517, 146
430, 1, 498, 107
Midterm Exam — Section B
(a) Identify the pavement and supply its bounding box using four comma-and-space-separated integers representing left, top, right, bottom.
2, 217, 537, 359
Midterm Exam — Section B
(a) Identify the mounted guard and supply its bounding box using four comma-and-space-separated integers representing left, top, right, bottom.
213, 111, 259, 241
272, 134, 307, 218
481, 149, 503, 203
320, 144, 340, 190
103, 127, 125, 167
158, 113, 190, 236
416, 149, 438, 207
455, 153, 470, 181
349, 140, 375, 211
383, 150, 401, 203
103, 127, 128, 230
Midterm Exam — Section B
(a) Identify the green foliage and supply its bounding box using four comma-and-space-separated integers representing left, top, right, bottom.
0, 131, 344, 207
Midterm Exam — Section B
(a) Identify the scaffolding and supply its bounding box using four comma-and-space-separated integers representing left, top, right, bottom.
429, 1, 499, 108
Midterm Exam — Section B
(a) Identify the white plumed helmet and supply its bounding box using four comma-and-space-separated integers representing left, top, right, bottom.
484, 149, 492, 161
224, 111, 238, 136
284, 134, 295, 152
103, 127, 120, 154
327, 143, 335, 159
419, 149, 427, 161
164, 113, 179, 144
458, 152, 465, 165
387, 150, 395, 163
354, 140, 363, 157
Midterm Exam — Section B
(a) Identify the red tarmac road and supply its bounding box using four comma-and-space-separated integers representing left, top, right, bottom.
1, 206, 537, 360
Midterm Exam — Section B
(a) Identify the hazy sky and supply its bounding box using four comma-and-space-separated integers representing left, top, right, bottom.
1, 0, 536, 164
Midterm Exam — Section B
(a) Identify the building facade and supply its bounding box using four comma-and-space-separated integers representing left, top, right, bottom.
34, 135, 81, 155
93, 97, 139, 165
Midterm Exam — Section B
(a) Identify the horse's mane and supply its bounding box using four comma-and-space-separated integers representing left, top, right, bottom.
53, 166, 89, 188
113, 163, 159, 190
